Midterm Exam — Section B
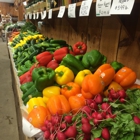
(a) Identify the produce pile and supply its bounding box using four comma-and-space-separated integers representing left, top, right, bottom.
9, 22, 140, 140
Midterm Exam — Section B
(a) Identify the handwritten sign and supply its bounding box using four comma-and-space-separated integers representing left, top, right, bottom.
48, 9, 52, 19
110, 0, 135, 15
29, 13, 32, 19
68, 3, 76, 18
33, 13, 36, 19
57, 6, 66, 18
36, 12, 39, 19
79, 0, 92, 17
41, 10, 47, 20
96, 0, 111, 16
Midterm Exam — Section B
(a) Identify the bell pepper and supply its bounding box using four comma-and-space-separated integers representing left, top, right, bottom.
75, 55, 83, 61
82, 50, 107, 72
42, 86, 61, 103
32, 67, 55, 91
26, 97, 46, 113
68, 94, 86, 114
94, 64, 115, 86
20, 81, 34, 94
81, 74, 105, 99
72, 41, 87, 55
19, 71, 32, 85
113, 67, 137, 88
110, 61, 124, 72
61, 82, 81, 99
74, 69, 92, 87
47, 95, 71, 115
53, 47, 69, 62
55, 65, 74, 85
60, 54, 85, 75
36, 51, 53, 66
29, 63, 41, 74
47, 59, 59, 70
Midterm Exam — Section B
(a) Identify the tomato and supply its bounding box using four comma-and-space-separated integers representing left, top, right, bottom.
27, 106, 51, 129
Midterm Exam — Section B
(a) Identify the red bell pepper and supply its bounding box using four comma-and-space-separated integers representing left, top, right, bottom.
29, 63, 41, 74
47, 59, 59, 70
72, 41, 87, 55
36, 51, 53, 66
19, 71, 32, 84
53, 47, 69, 62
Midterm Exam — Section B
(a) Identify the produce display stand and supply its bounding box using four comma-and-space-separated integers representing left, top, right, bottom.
7, 45, 38, 140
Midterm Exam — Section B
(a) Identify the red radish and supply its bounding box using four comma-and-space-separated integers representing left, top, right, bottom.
64, 115, 73, 124
41, 126, 48, 132
82, 106, 92, 115
94, 138, 101, 140
106, 114, 113, 119
95, 94, 103, 104
101, 111, 107, 119
120, 98, 125, 103
118, 90, 126, 98
51, 114, 61, 125
90, 101, 98, 110
133, 116, 140, 124
101, 103, 112, 114
44, 120, 50, 127
101, 128, 110, 140
83, 133, 91, 140
96, 113, 103, 120
81, 117, 89, 124
57, 131, 66, 140
43, 131, 51, 139
92, 112, 98, 118
109, 89, 119, 99
86, 99, 93, 105
60, 123, 67, 129
64, 125, 77, 138
93, 118, 100, 125
82, 123, 92, 134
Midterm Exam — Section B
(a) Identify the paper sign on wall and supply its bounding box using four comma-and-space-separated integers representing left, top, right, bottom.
57, 6, 66, 18
96, 0, 112, 17
33, 13, 36, 19
110, 0, 135, 15
79, 0, 92, 17
24, 14, 28, 20
48, 9, 52, 19
36, 12, 39, 19
41, 10, 47, 20
68, 3, 76, 18
29, 13, 32, 19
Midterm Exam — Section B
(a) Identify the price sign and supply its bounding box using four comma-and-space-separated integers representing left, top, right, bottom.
110, 0, 135, 15
36, 12, 39, 19
41, 10, 47, 20
33, 13, 36, 19
48, 9, 52, 19
96, 0, 111, 17
24, 14, 28, 20
29, 13, 32, 19
79, 0, 92, 17
68, 3, 76, 18
57, 6, 66, 18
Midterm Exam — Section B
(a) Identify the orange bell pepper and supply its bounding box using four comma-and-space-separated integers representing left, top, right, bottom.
68, 94, 86, 114
47, 95, 71, 115
113, 67, 137, 88
103, 81, 123, 97
60, 82, 81, 99
81, 74, 105, 99
128, 83, 140, 89
94, 63, 115, 86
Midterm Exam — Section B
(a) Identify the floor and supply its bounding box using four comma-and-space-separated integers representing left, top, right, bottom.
0, 38, 20, 140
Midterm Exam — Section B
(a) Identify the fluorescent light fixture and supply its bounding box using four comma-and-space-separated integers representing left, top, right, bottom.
23, 1, 27, 6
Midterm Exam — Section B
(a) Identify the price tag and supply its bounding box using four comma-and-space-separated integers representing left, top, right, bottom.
41, 10, 47, 20
29, 13, 32, 19
110, 0, 135, 15
33, 13, 36, 19
68, 3, 76, 18
79, 0, 92, 17
57, 6, 66, 18
48, 9, 52, 19
96, 0, 111, 17
24, 14, 28, 20
36, 12, 39, 19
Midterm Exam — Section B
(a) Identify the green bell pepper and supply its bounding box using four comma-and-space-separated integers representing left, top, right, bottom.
32, 67, 55, 91
110, 61, 124, 72
20, 81, 34, 94
82, 50, 107, 72
60, 54, 85, 75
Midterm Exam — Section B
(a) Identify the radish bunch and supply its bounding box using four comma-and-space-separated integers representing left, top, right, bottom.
40, 88, 140, 140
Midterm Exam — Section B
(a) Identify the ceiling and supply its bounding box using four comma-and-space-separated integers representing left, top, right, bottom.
0, 0, 14, 3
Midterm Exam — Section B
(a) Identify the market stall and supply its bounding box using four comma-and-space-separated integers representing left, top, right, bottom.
6, 0, 140, 140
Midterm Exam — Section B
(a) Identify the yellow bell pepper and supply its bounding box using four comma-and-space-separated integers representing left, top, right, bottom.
42, 86, 61, 103
74, 69, 92, 87
55, 65, 74, 85
26, 97, 46, 113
